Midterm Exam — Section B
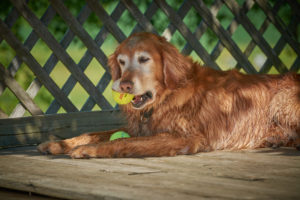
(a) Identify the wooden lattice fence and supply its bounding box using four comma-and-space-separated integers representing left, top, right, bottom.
0, 0, 299, 120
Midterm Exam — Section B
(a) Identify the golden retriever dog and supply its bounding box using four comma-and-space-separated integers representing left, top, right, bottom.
38, 32, 300, 158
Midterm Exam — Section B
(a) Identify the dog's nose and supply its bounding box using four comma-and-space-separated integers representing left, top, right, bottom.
120, 80, 133, 93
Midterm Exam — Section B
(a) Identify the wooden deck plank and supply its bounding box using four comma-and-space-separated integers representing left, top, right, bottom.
0, 146, 299, 200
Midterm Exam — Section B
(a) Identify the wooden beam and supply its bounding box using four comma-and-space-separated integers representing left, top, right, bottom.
121, 0, 157, 33
182, 0, 223, 56
0, 109, 8, 119
131, 1, 158, 33
10, 5, 85, 117
224, 0, 288, 73
10, 0, 111, 110
86, 0, 127, 42
0, 6, 56, 96
47, 2, 128, 113
50, 0, 110, 71
209, 0, 254, 63
0, 110, 126, 148
0, 19, 78, 113
255, 0, 300, 56
154, 0, 221, 70
0, 63, 43, 116
191, 0, 257, 74
290, 58, 300, 72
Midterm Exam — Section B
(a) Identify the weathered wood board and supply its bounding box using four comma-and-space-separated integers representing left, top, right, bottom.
0, 111, 126, 148
0, 146, 299, 200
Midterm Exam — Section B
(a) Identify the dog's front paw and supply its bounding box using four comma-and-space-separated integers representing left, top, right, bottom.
37, 141, 66, 155
70, 145, 98, 159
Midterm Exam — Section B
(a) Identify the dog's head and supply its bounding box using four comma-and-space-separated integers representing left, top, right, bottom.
108, 32, 192, 109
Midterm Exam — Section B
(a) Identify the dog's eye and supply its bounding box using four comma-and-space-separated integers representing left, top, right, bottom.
119, 59, 125, 65
138, 56, 149, 64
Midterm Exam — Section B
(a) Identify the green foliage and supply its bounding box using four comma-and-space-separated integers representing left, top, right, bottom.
0, 0, 296, 46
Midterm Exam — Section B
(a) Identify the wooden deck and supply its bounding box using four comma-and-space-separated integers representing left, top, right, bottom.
0, 146, 299, 200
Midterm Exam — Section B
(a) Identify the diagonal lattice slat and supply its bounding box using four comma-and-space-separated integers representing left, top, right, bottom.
224, 0, 288, 73
256, 0, 300, 56
50, 0, 109, 72
182, 0, 224, 56
0, 63, 43, 115
0, 0, 299, 119
10, 5, 74, 117
46, 4, 108, 114
0, 19, 78, 113
192, 0, 258, 74
11, 0, 111, 109
209, 0, 254, 65
155, 0, 220, 70
80, 2, 128, 112
121, 0, 157, 34
238, 0, 275, 72
0, 6, 56, 97
86, 0, 127, 43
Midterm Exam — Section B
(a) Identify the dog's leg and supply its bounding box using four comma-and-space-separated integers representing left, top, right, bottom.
37, 129, 124, 155
70, 133, 210, 158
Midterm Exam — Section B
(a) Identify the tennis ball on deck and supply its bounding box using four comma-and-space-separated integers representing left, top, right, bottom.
112, 90, 135, 105
110, 131, 130, 141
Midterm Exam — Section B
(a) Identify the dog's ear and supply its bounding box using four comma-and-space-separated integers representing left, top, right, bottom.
161, 38, 192, 89
108, 52, 121, 81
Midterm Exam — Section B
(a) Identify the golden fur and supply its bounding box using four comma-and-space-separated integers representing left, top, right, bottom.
38, 32, 300, 158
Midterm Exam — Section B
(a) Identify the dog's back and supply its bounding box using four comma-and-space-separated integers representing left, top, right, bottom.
200, 70, 300, 150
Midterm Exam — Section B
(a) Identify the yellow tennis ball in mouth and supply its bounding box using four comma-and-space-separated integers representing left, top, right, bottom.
112, 90, 135, 105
